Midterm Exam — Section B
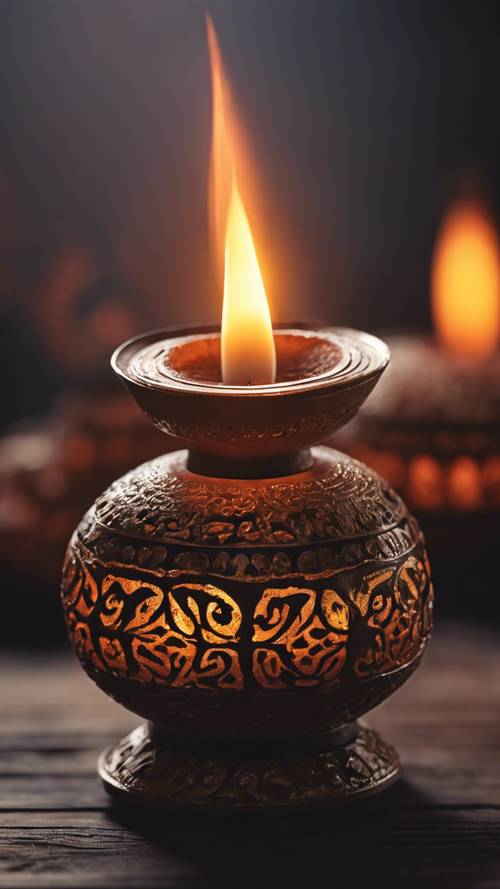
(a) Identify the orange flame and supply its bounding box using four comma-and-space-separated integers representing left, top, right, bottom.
431, 200, 500, 360
207, 15, 276, 385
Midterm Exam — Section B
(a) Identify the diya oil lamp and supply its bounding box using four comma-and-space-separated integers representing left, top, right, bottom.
60, 18, 434, 809
337, 199, 500, 608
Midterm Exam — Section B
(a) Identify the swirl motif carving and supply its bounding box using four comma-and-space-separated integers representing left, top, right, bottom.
253, 587, 349, 689
61, 448, 432, 696
251, 555, 432, 689
62, 540, 432, 693
63, 550, 243, 690
350, 554, 433, 678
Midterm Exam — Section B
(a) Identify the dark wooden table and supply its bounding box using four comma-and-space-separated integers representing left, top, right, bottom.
1, 620, 499, 888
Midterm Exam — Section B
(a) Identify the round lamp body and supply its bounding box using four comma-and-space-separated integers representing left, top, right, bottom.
61, 444, 433, 809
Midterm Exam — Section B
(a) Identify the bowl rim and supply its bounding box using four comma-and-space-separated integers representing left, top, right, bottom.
111, 322, 390, 399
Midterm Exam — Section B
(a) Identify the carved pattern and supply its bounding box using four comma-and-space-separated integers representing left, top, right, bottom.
99, 722, 400, 808
79, 519, 416, 582
350, 555, 434, 678
61, 448, 433, 696
251, 556, 432, 689
91, 448, 405, 548
253, 587, 349, 689
63, 550, 243, 690
151, 404, 361, 445
62, 540, 432, 692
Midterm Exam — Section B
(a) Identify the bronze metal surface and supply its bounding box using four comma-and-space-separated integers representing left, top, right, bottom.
98, 721, 400, 809
111, 324, 389, 464
60, 325, 433, 809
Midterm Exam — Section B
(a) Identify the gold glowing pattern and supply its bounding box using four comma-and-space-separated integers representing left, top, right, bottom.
432, 200, 500, 359
63, 557, 243, 689
62, 544, 431, 692
253, 587, 349, 688
206, 15, 276, 385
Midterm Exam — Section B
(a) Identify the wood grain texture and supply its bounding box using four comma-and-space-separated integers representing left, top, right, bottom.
1, 621, 500, 888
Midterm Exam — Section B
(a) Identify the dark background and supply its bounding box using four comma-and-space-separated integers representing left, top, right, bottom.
1, 0, 499, 427
0, 8, 498, 877
0, 0, 499, 643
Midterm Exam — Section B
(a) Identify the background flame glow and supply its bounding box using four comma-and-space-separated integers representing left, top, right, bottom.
431, 201, 500, 360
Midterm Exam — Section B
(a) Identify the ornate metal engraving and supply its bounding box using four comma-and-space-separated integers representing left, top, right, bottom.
59, 324, 434, 809
251, 555, 432, 689
62, 554, 244, 690
99, 722, 400, 808
91, 448, 406, 547
151, 404, 361, 445
253, 586, 349, 689
62, 538, 432, 692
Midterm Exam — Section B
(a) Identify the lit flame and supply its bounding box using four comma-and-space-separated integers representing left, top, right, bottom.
207, 14, 276, 385
431, 200, 500, 359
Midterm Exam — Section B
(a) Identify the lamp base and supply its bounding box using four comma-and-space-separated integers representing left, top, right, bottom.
98, 721, 400, 810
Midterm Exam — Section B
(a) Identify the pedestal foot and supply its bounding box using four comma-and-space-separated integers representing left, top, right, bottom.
98, 721, 400, 810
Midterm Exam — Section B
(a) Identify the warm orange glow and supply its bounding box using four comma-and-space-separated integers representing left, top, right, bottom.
207, 15, 276, 385
431, 201, 500, 360
221, 178, 276, 384
448, 456, 483, 510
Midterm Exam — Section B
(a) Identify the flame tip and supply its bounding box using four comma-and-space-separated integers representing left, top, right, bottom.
207, 16, 276, 384
205, 12, 221, 62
